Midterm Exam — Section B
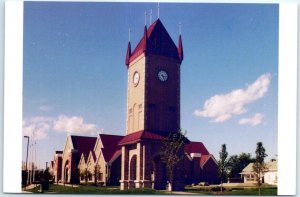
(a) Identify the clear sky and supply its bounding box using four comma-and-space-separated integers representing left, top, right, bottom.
22, 2, 278, 169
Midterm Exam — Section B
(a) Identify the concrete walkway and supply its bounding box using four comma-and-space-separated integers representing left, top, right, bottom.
22, 184, 40, 193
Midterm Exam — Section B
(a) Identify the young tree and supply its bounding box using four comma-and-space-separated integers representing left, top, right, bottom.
160, 130, 187, 193
253, 142, 268, 195
218, 144, 228, 192
94, 164, 101, 186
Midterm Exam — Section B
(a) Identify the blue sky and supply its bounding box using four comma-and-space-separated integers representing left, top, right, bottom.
22, 2, 278, 169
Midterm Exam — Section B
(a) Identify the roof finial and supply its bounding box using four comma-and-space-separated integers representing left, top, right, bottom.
144, 11, 147, 26
149, 9, 152, 25
157, 2, 160, 18
179, 21, 182, 35
129, 28, 131, 42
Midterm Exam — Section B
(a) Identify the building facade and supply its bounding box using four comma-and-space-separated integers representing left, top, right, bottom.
120, 18, 184, 191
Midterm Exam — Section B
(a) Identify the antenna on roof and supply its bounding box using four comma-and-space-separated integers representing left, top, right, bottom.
179, 21, 182, 35
144, 11, 147, 26
129, 28, 131, 42
157, 2, 160, 18
149, 9, 152, 25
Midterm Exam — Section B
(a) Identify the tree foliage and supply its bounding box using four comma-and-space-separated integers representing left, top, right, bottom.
227, 153, 255, 178
160, 130, 187, 192
218, 144, 229, 183
253, 142, 268, 195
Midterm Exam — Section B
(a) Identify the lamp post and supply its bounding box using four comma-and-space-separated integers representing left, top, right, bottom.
24, 136, 29, 186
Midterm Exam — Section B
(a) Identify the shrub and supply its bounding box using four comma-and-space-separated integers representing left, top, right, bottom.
210, 186, 226, 192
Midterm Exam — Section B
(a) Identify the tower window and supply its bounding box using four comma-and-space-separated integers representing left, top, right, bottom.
129, 108, 132, 113
138, 104, 143, 109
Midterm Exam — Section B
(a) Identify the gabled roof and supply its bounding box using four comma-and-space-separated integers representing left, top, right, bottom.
126, 19, 182, 65
118, 130, 169, 145
99, 134, 124, 163
184, 141, 210, 155
240, 160, 278, 174
70, 135, 97, 160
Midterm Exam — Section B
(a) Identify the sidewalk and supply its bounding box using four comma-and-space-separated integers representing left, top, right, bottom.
56, 182, 79, 187
22, 184, 39, 193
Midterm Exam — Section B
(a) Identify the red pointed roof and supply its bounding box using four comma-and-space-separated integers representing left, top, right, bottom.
70, 135, 97, 160
178, 34, 183, 62
128, 19, 181, 64
99, 134, 124, 162
184, 141, 210, 155
125, 42, 131, 66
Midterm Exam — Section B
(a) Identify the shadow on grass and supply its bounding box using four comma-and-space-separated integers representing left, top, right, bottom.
25, 184, 166, 194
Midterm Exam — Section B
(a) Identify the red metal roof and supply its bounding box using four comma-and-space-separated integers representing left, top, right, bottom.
200, 155, 211, 167
70, 135, 97, 160
184, 141, 210, 155
109, 149, 121, 164
99, 134, 124, 162
128, 19, 182, 64
118, 130, 169, 145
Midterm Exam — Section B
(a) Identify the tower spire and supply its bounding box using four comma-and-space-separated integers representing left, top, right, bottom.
149, 9, 152, 25
179, 21, 182, 35
178, 22, 183, 63
129, 28, 131, 42
144, 11, 147, 26
125, 28, 132, 66
157, 2, 160, 18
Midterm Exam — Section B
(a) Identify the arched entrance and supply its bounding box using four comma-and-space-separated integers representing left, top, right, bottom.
129, 155, 137, 188
152, 155, 167, 190
64, 160, 70, 183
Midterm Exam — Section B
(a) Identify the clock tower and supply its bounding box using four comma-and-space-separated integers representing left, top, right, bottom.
119, 19, 184, 191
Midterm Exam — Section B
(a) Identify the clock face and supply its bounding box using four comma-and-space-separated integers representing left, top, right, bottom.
133, 71, 140, 86
158, 70, 168, 82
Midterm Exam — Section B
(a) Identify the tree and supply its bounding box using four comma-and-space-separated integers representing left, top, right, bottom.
253, 142, 268, 195
160, 130, 187, 193
218, 144, 228, 192
227, 153, 255, 178
94, 164, 101, 186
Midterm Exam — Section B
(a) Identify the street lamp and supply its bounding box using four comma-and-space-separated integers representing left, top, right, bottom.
24, 136, 29, 186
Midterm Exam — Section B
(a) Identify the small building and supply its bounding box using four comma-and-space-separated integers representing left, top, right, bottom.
53, 151, 63, 183
61, 135, 97, 184
77, 134, 123, 186
184, 142, 219, 185
240, 160, 277, 185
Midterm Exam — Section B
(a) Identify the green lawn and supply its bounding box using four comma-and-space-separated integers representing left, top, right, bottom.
25, 184, 166, 194
26, 184, 277, 195
185, 186, 277, 195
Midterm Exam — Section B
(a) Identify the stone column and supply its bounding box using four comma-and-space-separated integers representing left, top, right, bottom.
134, 143, 142, 188
120, 146, 129, 190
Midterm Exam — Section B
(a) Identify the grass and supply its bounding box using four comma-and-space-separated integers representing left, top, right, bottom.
185, 186, 277, 195
25, 184, 166, 194
26, 183, 277, 195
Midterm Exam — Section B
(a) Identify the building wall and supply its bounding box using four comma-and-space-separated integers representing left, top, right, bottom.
201, 158, 219, 184
109, 156, 121, 186
61, 136, 72, 183
127, 55, 146, 134
264, 171, 277, 185
145, 54, 180, 133
95, 150, 108, 185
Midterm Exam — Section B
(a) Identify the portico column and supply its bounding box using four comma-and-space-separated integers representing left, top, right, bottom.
120, 146, 129, 190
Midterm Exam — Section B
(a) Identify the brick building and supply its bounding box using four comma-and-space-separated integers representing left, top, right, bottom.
50, 18, 218, 190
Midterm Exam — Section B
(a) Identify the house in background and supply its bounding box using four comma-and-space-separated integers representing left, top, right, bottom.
240, 160, 277, 185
